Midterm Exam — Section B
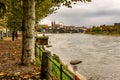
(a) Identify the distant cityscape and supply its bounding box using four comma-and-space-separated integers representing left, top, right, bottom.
37, 21, 87, 33
36, 21, 120, 33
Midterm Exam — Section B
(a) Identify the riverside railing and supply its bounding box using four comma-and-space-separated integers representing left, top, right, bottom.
47, 56, 74, 80
36, 46, 75, 80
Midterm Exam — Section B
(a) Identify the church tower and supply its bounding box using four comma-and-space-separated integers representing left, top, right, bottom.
51, 21, 55, 27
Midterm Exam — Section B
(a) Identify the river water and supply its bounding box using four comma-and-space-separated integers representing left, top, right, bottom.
45, 33, 120, 80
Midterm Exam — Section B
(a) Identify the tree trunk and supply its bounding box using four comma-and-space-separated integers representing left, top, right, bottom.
21, 0, 35, 65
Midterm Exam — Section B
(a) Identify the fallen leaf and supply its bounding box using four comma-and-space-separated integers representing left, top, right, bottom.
0, 72, 4, 76
23, 74, 31, 79
32, 72, 40, 75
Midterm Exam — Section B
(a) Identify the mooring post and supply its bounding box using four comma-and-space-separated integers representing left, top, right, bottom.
41, 50, 51, 80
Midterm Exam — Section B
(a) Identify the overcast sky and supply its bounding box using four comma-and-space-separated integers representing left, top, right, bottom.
40, 0, 120, 27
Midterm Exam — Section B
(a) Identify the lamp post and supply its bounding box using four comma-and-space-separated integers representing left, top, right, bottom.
70, 60, 82, 80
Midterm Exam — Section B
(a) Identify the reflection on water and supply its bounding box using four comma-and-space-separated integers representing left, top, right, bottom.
46, 33, 120, 80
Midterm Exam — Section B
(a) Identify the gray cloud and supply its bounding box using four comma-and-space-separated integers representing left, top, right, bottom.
40, 0, 120, 27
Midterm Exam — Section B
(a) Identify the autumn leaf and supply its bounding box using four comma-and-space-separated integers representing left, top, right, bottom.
32, 72, 40, 75
0, 72, 4, 76
23, 74, 31, 79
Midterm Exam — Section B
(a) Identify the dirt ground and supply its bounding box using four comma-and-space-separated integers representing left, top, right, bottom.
0, 37, 41, 79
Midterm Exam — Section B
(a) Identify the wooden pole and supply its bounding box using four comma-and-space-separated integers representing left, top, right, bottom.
41, 50, 51, 80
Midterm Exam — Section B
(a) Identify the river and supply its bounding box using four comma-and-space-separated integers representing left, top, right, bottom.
44, 33, 120, 80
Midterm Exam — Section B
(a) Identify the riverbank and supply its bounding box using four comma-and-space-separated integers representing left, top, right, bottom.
0, 37, 41, 79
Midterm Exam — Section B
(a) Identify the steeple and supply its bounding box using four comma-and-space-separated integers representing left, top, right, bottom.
51, 21, 56, 27
51, 21, 53, 27
53, 21, 55, 25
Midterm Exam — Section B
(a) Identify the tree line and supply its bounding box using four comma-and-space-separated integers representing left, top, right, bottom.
85, 25, 120, 35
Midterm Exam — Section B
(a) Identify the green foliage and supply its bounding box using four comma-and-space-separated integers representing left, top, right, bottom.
6, 1, 23, 31
52, 54, 60, 63
34, 46, 43, 66
34, 57, 41, 66
0, 2, 6, 18
0, 16, 7, 27
0, 0, 23, 31
51, 58, 75, 80
35, 0, 60, 23
51, 0, 91, 8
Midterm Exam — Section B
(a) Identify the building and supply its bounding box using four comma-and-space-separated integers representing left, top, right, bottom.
114, 23, 120, 26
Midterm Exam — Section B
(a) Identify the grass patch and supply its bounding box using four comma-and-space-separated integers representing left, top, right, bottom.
34, 46, 43, 66
51, 55, 75, 80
